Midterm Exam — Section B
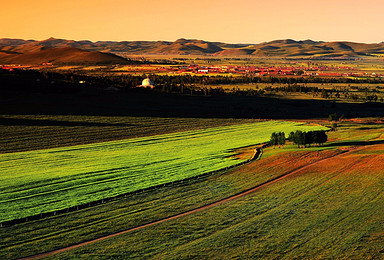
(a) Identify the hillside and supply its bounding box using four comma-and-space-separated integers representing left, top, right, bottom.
215, 40, 384, 57
0, 46, 129, 65
1, 37, 384, 57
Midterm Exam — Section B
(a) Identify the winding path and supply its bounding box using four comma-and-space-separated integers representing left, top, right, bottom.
21, 146, 362, 260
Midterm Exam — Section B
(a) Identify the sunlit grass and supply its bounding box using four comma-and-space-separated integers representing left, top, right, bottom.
0, 121, 326, 222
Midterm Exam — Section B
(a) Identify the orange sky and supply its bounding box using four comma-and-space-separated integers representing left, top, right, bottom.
1, 0, 384, 43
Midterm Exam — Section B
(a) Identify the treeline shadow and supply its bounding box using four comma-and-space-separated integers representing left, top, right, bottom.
1, 89, 384, 119
324, 140, 384, 147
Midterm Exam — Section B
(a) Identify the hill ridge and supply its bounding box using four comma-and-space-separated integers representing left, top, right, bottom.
1, 37, 384, 58
0, 46, 129, 65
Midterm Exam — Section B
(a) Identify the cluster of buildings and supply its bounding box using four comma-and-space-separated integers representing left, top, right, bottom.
2, 63, 383, 78
173, 64, 345, 75
163, 64, 383, 78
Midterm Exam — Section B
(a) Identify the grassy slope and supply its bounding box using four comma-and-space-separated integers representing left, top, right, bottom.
1, 120, 383, 259
0, 121, 326, 223
44, 121, 384, 260
0, 47, 128, 65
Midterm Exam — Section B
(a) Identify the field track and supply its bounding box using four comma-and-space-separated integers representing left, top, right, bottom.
21, 146, 363, 260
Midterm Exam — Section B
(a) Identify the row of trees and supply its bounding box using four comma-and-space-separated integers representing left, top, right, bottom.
7, 67, 384, 86
288, 130, 328, 148
33, 68, 383, 89
270, 130, 328, 148
4, 69, 382, 101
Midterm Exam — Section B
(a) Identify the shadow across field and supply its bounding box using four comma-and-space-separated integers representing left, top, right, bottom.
1, 89, 384, 119
325, 139, 384, 147
0, 117, 134, 127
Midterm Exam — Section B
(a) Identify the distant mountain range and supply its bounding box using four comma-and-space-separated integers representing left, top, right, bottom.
1, 37, 384, 64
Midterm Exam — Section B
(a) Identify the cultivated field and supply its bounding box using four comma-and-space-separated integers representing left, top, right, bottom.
0, 120, 326, 223
1, 119, 383, 259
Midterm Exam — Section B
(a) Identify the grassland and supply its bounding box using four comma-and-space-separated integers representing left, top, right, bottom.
0, 120, 326, 223
1, 119, 383, 259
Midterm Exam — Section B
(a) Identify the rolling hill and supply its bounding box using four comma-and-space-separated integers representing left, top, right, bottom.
0, 46, 129, 65
214, 40, 384, 57
1, 37, 384, 59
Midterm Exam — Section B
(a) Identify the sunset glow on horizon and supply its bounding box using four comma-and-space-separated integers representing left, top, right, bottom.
1, 0, 384, 44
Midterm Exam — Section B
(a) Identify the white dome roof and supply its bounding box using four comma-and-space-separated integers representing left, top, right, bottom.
142, 78, 154, 86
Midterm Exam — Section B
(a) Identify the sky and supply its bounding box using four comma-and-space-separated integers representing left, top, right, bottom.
1, 0, 384, 44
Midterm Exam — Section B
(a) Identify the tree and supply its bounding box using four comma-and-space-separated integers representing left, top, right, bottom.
288, 131, 295, 142
328, 113, 344, 131
278, 132, 286, 147
315, 131, 328, 145
293, 130, 305, 148
328, 113, 343, 122
270, 132, 278, 147
331, 122, 338, 131
304, 131, 314, 147
270, 132, 286, 148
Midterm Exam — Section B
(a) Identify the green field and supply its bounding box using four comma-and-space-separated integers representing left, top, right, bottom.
1, 120, 383, 259
0, 121, 326, 223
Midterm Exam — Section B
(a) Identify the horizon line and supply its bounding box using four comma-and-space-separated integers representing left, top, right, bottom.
1, 36, 383, 45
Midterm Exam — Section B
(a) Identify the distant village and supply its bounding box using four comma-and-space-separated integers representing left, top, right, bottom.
109, 63, 384, 78
1, 63, 384, 78
169, 64, 383, 78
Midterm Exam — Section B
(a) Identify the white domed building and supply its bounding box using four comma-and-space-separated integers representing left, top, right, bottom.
140, 77, 155, 88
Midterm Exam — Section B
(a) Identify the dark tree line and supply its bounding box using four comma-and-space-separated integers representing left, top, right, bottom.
2, 68, 382, 100
288, 130, 328, 148
270, 130, 327, 148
